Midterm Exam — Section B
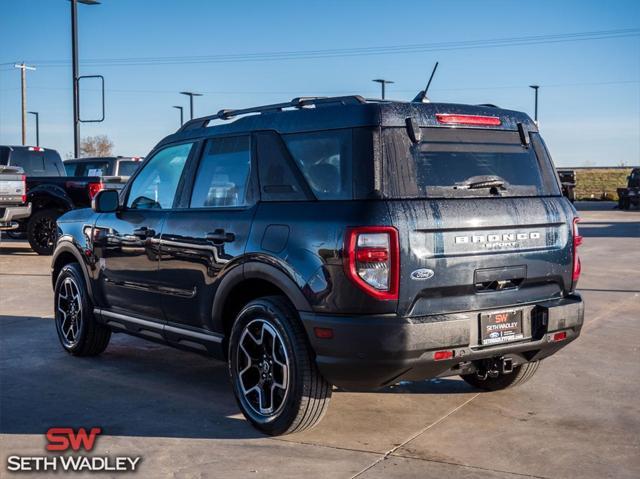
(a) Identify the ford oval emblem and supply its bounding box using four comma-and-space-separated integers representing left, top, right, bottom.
410, 269, 435, 280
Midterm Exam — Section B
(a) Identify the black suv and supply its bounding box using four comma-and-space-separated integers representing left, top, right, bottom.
51, 96, 584, 435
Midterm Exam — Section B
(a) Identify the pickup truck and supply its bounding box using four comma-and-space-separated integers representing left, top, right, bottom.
64, 156, 142, 191
557, 169, 576, 202
0, 165, 31, 231
617, 167, 640, 210
0, 145, 119, 255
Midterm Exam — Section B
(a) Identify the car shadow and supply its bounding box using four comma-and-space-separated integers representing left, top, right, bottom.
1, 316, 480, 441
377, 377, 475, 395
0, 316, 263, 440
0, 245, 36, 255
579, 221, 640, 238
580, 288, 640, 294
573, 201, 622, 212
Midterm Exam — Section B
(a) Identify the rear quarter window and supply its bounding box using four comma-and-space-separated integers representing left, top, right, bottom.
282, 129, 353, 200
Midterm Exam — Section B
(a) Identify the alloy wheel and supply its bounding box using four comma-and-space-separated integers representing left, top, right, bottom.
33, 216, 56, 250
57, 277, 83, 348
236, 319, 290, 417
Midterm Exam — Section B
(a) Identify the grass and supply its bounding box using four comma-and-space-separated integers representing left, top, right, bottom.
574, 168, 632, 201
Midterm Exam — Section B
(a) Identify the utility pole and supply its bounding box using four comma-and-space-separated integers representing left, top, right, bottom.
71, 0, 100, 158
14, 63, 36, 145
372, 79, 394, 100
173, 106, 184, 126
28, 111, 40, 146
529, 85, 540, 124
180, 92, 202, 120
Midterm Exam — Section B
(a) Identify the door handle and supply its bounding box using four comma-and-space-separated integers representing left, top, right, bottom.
206, 229, 235, 243
132, 226, 155, 238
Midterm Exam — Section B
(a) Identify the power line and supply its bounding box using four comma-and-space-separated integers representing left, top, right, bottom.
7, 28, 639, 68
2, 79, 637, 95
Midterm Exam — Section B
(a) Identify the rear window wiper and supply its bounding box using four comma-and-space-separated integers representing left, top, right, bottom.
454, 175, 507, 190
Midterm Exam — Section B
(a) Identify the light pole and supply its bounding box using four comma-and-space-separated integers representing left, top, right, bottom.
71, 0, 100, 158
28, 111, 39, 146
179, 92, 202, 120
14, 63, 36, 145
372, 79, 394, 100
529, 85, 540, 124
173, 106, 184, 126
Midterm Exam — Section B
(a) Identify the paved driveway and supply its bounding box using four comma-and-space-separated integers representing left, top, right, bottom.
1, 202, 638, 478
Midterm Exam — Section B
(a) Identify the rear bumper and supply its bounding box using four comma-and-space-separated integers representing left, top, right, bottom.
300, 294, 584, 390
0, 204, 31, 230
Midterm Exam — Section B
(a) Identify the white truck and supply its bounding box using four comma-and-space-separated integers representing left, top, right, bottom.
0, 165, 31, 232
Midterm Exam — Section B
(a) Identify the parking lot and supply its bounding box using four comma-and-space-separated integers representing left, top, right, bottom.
1, 202, 638, 479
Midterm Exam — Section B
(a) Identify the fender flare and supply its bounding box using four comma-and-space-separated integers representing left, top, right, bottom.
51, 239, 94, 297
28, 185, 74, 212
210, 260, 312, 333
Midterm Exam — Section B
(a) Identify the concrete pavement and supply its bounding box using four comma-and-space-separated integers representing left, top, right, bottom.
1, 202, 639, 478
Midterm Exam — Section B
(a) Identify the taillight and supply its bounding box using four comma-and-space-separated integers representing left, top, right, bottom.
344, 226, 399, 300
21, 175, 27, 204
550, 331, 567, 342
433, 350, 454, 361
572, 218, 583, 286
436, 113, 501, 126
88, 182, 104, 200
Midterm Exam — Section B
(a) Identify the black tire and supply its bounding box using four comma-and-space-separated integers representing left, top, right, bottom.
27, 208, 61, 255
228, 296, 332, 436
461, 361, 540, 391
54, 263, 111, 356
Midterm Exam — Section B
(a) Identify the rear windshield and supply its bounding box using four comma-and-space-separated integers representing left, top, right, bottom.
382, 128, 559, 198
117, 160, 140, 176
6, 149, 65, 176
67, 161, 110, 177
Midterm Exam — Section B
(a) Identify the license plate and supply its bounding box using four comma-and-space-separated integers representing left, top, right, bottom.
480, 310, 524, 345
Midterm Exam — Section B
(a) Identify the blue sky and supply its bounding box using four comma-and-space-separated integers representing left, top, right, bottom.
1, 0, 639, 166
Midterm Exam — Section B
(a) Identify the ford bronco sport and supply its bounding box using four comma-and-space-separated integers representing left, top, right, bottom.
51, 96, 584, 435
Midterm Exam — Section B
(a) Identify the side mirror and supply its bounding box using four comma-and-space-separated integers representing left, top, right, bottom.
92, 189, 120, 213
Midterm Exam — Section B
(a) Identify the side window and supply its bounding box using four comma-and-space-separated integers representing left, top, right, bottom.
127, 143, 192, 209
283, 129, 352, 200
256, 131, 307, 201
190, 136, 252, 208
64, 163, 78, 176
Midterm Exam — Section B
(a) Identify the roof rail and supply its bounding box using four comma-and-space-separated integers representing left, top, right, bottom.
179, 95, 367, 132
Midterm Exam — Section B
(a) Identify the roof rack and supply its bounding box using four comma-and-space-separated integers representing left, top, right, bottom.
179, 95, 367, 131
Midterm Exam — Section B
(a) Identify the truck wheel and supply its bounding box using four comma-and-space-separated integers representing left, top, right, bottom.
461, 361, 540, 391
27, 208, 60, 255
228, 296, 332, 436
54, 263, 111, 356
